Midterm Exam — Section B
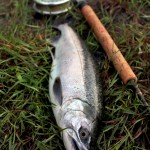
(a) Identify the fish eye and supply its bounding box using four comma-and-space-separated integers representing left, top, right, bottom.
80, 131, 86, 138
79, 127, 90, 140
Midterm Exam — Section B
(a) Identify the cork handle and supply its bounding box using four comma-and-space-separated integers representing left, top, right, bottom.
81, 5, 137, 84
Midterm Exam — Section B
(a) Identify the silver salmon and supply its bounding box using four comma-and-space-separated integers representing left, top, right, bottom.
49, 23, 102, 150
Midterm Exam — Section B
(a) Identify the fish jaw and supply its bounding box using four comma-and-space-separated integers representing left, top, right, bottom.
60, 105, 95, 150
62, 118, 92, 150
62, 128, 90, 150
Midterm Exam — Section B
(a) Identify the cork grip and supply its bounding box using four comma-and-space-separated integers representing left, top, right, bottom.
81, 5, 137, 84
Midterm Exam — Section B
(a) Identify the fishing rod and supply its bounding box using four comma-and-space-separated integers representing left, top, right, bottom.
75, 0, 150, 112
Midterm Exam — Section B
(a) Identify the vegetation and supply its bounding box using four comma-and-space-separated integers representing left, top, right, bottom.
0, 0, 149, 149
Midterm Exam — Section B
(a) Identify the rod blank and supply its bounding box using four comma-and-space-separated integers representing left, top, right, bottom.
81, 5, 137, 85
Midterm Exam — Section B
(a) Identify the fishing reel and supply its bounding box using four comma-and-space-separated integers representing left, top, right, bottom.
33, 0, 71, 15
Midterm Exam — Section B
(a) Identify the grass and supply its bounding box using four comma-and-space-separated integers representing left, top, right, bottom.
0, 0, 150, 149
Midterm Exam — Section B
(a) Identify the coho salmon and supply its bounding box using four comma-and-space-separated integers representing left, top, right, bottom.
49, 23, 102, 150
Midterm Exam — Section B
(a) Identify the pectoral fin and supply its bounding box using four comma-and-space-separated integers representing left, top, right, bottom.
53, 77, 63, 106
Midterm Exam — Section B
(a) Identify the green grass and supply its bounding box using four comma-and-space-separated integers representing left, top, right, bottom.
0, 0, 150, 149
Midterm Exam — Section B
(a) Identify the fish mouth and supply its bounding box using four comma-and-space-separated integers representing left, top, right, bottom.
67, 127, 90, 150
70, 134, 89, 150
62, 127, 90, 150
71, 138, 80, 150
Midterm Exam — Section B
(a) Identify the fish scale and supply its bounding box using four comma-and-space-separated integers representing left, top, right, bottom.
49, 23, 102, 150
55, 25, 87, 101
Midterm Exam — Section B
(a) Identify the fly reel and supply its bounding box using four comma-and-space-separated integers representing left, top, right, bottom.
33, 0, 71, 15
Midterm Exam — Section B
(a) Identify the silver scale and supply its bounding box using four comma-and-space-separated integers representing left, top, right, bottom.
33, 0, 71, 15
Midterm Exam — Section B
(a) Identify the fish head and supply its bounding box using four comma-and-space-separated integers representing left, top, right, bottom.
62, 114, 94, 150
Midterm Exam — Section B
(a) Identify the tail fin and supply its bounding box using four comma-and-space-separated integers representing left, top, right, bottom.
52, 14, 73, 27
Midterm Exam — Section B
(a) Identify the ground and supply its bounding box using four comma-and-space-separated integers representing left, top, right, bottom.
0, 0, 150, 150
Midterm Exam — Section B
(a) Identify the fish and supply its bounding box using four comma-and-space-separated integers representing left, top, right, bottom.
49, 23, 102, 150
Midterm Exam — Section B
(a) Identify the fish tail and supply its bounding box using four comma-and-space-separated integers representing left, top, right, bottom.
53, 14, 73, 28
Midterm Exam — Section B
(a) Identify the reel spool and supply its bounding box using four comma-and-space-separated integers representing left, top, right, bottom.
33, 0, 71, 15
